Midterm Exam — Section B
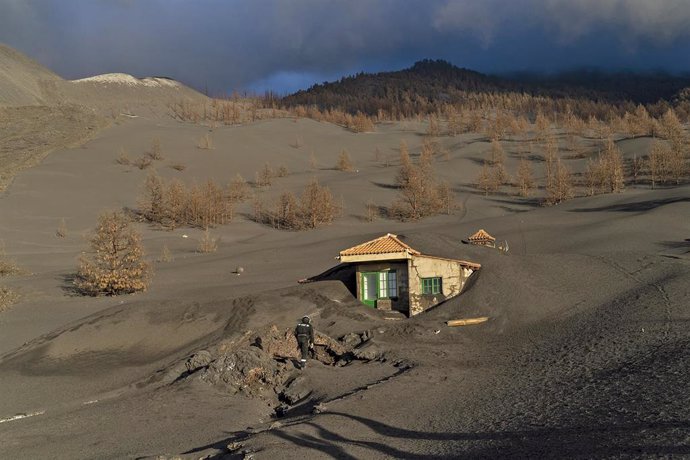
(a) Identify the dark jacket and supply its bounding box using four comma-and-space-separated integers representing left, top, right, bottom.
295, 322, 314, 344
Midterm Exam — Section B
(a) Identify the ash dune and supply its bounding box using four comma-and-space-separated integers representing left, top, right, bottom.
0, 43, 689, 459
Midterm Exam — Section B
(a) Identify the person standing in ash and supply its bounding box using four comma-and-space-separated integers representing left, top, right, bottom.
295, 315, 314, 369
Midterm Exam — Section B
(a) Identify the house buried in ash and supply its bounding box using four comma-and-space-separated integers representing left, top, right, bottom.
303, 234, 481, 316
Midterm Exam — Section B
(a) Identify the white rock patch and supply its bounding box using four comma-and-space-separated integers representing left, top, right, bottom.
72, 73, 179, 88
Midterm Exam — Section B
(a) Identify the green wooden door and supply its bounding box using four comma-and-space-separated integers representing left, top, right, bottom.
360, 272, 379, 307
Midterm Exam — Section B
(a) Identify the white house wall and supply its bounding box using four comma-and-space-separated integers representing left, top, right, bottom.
407, 256, 474, 316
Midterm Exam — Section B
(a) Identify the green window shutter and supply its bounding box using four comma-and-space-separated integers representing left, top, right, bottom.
421, 277, 442, 295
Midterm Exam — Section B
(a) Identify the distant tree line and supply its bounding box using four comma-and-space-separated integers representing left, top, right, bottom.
279, 59, 690, 123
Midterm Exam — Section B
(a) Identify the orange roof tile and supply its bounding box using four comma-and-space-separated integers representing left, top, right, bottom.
339, 233, 421, 257
468, 229, 495, 242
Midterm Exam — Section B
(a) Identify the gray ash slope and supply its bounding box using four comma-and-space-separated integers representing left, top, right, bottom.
0, 43, 206, 112
222, 190, 690, 459
0, 185, 688, 458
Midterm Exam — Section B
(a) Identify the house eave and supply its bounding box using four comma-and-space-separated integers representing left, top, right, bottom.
414, 253, 482, 270
339, 252, 413, 263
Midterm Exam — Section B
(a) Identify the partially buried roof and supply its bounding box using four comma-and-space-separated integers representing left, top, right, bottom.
468, 229, 495, 242
339, 233, 420, 258
338, 233, 480, 269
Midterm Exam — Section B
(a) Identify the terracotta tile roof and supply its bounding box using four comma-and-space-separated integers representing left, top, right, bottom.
468, 229, 495, 242
339, 233, 421, 257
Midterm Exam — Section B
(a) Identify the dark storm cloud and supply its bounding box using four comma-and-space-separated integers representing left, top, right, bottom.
1, 0, 690, 93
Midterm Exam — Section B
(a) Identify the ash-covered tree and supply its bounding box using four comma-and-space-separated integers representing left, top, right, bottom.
300, 178, 340, 228
446, 105, 462, 136
516, 155, 535, 197
336, 149, 354, 171
75, 211, 151, 296
489, 139, 510, 186
148, 137, 164, 160
535, 111, 551, 142
139, 172, 165, 224
227, 174, 251, 203
275, 191, 301, 230
393, 148, 426, 218
477, 160, 494, 196
256, 178, 340, 230
427, 113, 441, 137
543, 135, 558, 191
391, 143, 451, 219
475, 141, 510, 196
661, 108, 684, 141
256, 162, 273, 187
601, 138, 625, 193
628, 104, 652, 138
583, 140, 625, 195
545, 160, 573, 205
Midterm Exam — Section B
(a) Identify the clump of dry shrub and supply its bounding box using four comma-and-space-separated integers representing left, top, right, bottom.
75, 211, 151, 296
197, 229, 219, 253
545, 160, 573, 205
256, 163, 273, 187
116, 147, 131, 165
336, 149, 354, 171
427, 113, 440, 137
169, 98, 263, 125
644, 139, 687, 188
148, 137, 164, 160
309, 150, 318, 170
288, 106, 376, 133
365, 199, 379, 222
583, 139, 625, 195
132, 156, 153, 170
56, 218, 68, 238
158, 244, 174, 262
0, 245, 21, 277
515, 156, 535, 197
476, 140, 510, 195
228, 174, 252, 202
0, 286, 18, 313
348, 112, 375, 132
197, 133, 214, 150
139, 172, 246, 229
390, 146, 454, 220
255, 178, 340, 230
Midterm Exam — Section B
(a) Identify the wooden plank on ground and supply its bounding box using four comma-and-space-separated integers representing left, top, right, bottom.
446, 317, 489, 327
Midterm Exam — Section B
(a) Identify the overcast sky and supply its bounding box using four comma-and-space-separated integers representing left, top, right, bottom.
2, 0, 690, 94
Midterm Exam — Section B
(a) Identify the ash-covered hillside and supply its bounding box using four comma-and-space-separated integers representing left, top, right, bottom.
282, 58, 690, 117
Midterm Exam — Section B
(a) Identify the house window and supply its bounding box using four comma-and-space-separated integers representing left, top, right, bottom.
421, 277, 442, 295
378, 270, 397, 298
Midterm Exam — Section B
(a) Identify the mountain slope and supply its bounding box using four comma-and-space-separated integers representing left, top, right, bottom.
282, 59, 690, 115
282, 59, 507, 115
0, 43, 209, 191
0, 43, 207, 110
0, 44, 62, 106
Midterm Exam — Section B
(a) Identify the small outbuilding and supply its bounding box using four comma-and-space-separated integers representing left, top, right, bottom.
468, 229, 496, 247
304, 234, 480, 316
